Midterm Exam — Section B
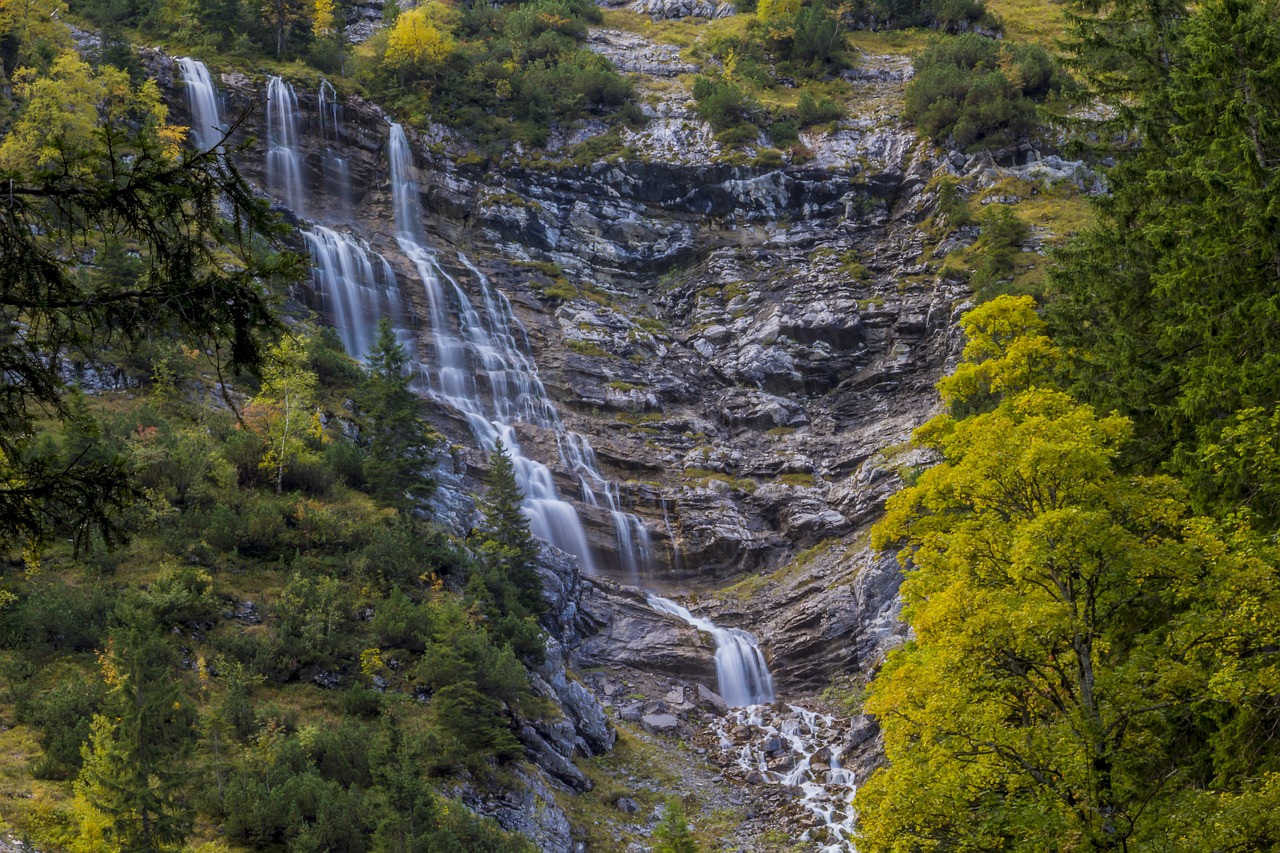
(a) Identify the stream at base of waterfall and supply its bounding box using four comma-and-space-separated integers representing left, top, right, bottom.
177, 60, 858, 851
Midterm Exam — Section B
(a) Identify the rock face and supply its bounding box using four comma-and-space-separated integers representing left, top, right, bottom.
151, 28, 1060, 740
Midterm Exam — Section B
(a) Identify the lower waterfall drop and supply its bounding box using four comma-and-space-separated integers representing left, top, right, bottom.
646, 595, 775, 707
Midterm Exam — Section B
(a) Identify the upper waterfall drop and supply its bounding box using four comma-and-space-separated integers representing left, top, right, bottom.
302, 226, 417, 364
647, 594, 776, 707
387, 123, 424, 242
266, 76, 307, 216
177, 58, 223, 152
385, 122, 606, 574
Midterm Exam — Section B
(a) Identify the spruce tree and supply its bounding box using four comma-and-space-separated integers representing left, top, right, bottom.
653, 798, 699, 853
0, 42, 295, 554
469, 439, 547, 660
356, 317, 441, 511
476, 439, 541, 601
74, 620, 196, 852
1049, 0, 1280, 523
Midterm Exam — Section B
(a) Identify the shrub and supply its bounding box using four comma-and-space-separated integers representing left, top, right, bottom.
905, 33, 1056, 150
4, 582, 114, 652
795, 90, 844, 127
18, 676, 105, 778
691, 73, 759, 133
141, 564, 222, 627
969, 204, 1030, 297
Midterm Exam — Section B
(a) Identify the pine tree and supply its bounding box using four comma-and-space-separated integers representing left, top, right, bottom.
355, 318, 441, 511
74, 621, 196, 852
653, 798, 699, 853
1049, 0, 1280, 523
475, 439, 542, 608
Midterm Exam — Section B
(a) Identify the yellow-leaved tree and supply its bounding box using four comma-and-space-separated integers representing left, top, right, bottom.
312, 0, 335, 38
0, 51, 179, 174
756, 0, 801, 23
382, 1, 458, 77
245, 332, 323, 494
858, 295, 1280, 851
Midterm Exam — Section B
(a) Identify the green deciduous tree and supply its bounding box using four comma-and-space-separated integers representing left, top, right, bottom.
247, 332, 321, 494
859, 296, 1280, 851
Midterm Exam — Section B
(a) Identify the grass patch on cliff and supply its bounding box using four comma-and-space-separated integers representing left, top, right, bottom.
843, 27, 935, 56
984, 0, 1070, 47
682, 468, 757, 494
556, 725, 682, 849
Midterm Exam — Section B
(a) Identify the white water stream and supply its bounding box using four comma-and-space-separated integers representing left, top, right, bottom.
646, 594, 775, 707
266, 76, 307, 216
177, 58, 224, 152
714, 704, 857, 851
317, 79, 351, 216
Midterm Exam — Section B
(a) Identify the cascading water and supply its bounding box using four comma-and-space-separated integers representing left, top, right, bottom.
564, 433, 652, 584
177, 58, 223, 152
646, 594, 775, 707
266, 76, 307, 215
302, 226, 417, 364
318, 80, 351, 216
176, 61, 834, 849
713, 705, 857, 851
387, 123, 604, 573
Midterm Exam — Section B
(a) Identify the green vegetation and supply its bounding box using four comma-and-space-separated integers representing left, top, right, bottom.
653, 796, 700, 852
905, 33, 1067, 150
682, 0, 853, 146
840, 0, 995, 32
859, 0, 1280, 847
364, 0, 640, 150
568, 338, 610, 357
1049, 0, 1280, 524
58, 0, 637, 150
0, 40, 293, 560
0, 9, 574, 851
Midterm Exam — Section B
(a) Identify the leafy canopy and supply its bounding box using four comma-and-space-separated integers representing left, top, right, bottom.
860, 296, 1280, 851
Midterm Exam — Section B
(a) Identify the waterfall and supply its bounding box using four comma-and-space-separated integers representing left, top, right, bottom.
266, 76, 307, 216
302, 226, 417, 364
387, 123, 606, 573
563, 433, 651, 585
318, 80, 351, 216
646, 595, 776, 707
177, 58, 223, 152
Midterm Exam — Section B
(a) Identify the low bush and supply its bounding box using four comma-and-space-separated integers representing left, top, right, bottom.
905, 33, 1067, 150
